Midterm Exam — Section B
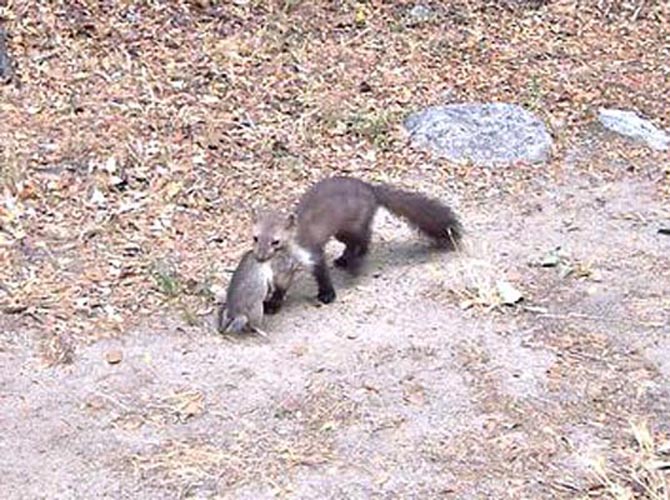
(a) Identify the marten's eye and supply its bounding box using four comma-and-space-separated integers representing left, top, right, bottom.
271, 239, 280, 247
253, 236, 258, 243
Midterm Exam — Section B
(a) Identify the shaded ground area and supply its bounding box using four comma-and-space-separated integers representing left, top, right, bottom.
2, 148, 669, 498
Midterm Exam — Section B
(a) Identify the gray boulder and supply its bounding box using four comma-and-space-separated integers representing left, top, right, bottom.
598, 108, 669, 151
404, 103, 552, 166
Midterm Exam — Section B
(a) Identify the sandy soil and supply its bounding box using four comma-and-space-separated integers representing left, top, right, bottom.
1, 144, 669, 499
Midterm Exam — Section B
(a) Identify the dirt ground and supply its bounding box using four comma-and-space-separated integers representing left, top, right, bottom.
2, 132, 669, 499
2, 2, 670, 498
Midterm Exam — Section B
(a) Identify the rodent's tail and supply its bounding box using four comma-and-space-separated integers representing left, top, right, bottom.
371, 183, 462, 249
216, 304, 228, 333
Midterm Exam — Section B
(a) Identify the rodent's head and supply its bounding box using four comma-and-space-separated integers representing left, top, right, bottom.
251, 209, 296, 262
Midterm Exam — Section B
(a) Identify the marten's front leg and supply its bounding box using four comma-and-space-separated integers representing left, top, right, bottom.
312, 249, 336, 304
263, 287, 286, 314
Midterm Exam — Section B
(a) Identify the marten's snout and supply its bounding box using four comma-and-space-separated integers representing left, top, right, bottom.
255, 254, 271, 263
252, 243, 273, 262
253, 234, 283, 262
252, 234, 269, 262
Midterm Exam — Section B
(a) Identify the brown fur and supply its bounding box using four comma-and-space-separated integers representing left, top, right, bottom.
250, 210, 301, 314
251, 209, 296, 262
252, 176, 462, 308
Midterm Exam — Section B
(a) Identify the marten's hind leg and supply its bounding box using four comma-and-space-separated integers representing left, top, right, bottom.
334, 221, 372, 272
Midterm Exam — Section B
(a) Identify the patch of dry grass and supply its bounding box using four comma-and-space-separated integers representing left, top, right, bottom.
127, 381, 359, 494
426, 237, 524, 311
591, 421, 669, 500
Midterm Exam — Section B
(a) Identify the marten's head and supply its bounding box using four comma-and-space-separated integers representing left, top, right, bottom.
252, 209, 296, 262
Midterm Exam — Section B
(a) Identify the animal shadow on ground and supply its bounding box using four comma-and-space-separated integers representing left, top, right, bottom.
210, 230, 455, 336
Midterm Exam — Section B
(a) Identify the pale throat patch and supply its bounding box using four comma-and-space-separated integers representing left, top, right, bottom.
258, 260, 275, 284
289, 244, 314, 268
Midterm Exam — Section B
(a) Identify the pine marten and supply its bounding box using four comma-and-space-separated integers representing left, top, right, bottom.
252, 176, 462, 309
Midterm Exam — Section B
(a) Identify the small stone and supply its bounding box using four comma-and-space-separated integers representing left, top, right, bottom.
406, 4, 435, 26
598, 108, 669, 151
108, 175, 125, 188
89, 187, 106, 206
539, 248, 563, 267
0, 28, 13, 84
105, 349, 123, 364
496, 280, 523, 305
103, 156, 118, 174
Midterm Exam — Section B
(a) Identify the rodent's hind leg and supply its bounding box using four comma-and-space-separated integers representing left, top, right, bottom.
216, 303, 228, 333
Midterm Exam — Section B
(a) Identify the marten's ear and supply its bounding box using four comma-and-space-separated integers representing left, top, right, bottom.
285, 213, 296, 229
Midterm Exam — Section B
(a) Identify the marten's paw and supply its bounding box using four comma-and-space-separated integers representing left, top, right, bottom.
334, 255, 349, 268
317, 287, 336, 304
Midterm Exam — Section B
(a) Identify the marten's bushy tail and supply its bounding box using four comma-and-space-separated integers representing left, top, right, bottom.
372, 183, 462, 249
